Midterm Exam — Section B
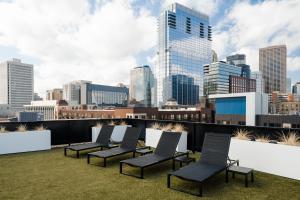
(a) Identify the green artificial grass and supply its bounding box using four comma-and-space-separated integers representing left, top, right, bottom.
0, 148, 300, 200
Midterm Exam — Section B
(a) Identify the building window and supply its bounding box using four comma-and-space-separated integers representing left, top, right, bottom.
186, 17, 191, 34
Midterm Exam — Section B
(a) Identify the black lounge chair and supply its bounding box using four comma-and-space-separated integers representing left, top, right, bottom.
167, 132, 231, 197
87, 127, 141, 167
64, 125, 115, 158
120, 131, 181, 179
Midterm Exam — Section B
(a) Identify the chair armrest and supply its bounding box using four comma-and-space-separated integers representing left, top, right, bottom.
135, 146, 151, 151
174, 151, 189, 158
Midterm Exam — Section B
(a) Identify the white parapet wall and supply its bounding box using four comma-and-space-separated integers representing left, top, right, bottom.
145, 128, 187, 152
229, 138, 300, 180
92, 125, 132, 143
0, 130, 51, 155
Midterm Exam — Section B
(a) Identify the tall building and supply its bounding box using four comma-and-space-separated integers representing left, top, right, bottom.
251, 71, 265, 93
80, 83, 128, 107
212, 50, 218, 62
259, 45, 287, 93
229, 75, 256, 93
46, 88, 63, 101
0, 58, 33, 111
292, 82, 300, 95
203, 61, 241, 95
129, 65, 154, 107
227, 54, 250, 78
286, 78, 291, 93
63, 80, 91, 105
33, 93, 43, 101
155, 3, 212, 106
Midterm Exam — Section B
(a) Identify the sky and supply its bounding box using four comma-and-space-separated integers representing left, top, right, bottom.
0, 0, 300, 97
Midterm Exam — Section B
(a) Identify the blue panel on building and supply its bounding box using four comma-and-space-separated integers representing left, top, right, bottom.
216, 97, 246, 115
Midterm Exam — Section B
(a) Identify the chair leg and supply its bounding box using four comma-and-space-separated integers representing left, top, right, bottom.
226, 170, 229, 183
64, 148, 67, 156
199, 182, 203, 197
251, 172, 254, 182
245, 174, 248, 187
172, 159, 175, 170
120, 163, 123, 174
167, 174, 171, 188
133, 152, 136, 158
76, 151, 79, 158
103, 157, 106, 167
87, 154, 90, 164
140, 167, 144, 179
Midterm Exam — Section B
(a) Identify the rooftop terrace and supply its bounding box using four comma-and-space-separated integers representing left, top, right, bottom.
0, 148, 300, 200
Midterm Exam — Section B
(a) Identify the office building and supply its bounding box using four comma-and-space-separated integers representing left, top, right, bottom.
18, 112, 44, 122
0, 104, 14, 118
278, 102, 300, 115
34, 93, 43, 101
63, 80, 91, 105
286, 78, 291, 93
251, 71, 264, 93
227, 54, 246, 65
209, 92, 268, 126
155, 3, 212, 106
212, 50, 218, 62
24, 100, 58, 120
203, 61, 241, 95
0, 58, 33, 111
46, 88, 63, 101
292, 82, 300, 95
227, 54, 250, 78
80, 83, 128, 107
129, 65, 154, 107
259, 45, 287, 93
229, 75, 256, 93
257, 115, 300, 128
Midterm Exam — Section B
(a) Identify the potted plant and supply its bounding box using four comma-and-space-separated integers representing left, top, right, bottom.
145, 123, 188, 152
229, 129, 300, 180
0, 124, 51, 155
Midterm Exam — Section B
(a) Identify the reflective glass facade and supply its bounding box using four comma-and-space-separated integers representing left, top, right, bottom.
155, 3, 211, 106
129, 65, 154, 107
84, 84, 128, 107
204, 61, 242, 95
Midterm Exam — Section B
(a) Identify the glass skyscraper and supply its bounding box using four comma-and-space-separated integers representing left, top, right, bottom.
154, 3, 212, 106
129, 65, 154, 107
203, 61, 242, 95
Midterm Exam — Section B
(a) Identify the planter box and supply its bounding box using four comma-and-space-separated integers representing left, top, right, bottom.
145, 128, 187, 152
229, 138, 300, 180
92, 125, 132, 143
0, 130, 51, 155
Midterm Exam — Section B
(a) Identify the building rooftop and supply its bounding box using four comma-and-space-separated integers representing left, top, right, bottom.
0, 148, 299, 200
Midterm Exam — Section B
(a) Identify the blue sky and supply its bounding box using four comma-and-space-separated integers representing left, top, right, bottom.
0, 0, 299, 96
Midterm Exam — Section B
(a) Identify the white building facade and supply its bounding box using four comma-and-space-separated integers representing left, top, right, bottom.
24, 100, 58, 121
209, 92, 268, 126
251, 71, 265, 93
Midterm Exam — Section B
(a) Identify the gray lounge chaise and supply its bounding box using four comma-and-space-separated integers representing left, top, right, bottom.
167, 132, 231, 197
87, 127, 141, 167
120, 131, 181, 179
64, 125, 115, 158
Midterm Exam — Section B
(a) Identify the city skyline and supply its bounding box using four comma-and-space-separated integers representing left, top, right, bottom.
0, 0, 300, 97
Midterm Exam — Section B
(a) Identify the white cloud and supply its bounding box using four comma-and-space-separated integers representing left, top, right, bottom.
162, 0, 222, 16
213, 0, 300, 72
0, 0, 157, 97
